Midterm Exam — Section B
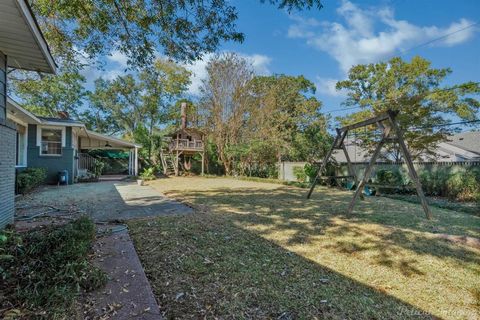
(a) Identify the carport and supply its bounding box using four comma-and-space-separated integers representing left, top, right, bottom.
76, 128, 141, 176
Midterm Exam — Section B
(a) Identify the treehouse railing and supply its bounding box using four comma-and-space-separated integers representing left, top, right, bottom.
169, 139, 203, 151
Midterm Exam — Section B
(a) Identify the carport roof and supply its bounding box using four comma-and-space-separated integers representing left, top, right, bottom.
81, 129, 142, 149
0, 0, 56, 73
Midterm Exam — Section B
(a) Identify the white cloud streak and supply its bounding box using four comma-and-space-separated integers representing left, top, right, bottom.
315, 77, 347, 98
289, 0, 478, 76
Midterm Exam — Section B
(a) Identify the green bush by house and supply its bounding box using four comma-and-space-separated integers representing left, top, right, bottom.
16, 168, 47, 194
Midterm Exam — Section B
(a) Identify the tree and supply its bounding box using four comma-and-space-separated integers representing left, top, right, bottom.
199, 54, 329, 176
84, 58, 190, 160
87, 75, 143, 136
30, 0, 322, 66
248, 75, 329, 162
9, 62, 87, 117
336, 56, 480, 160
139, 59, 191, 158
199, 53, 254, 175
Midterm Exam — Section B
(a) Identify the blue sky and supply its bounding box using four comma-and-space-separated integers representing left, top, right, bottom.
94, 0, 480, 121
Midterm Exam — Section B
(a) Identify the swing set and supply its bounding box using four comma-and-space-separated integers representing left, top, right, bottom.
307, 110, 432, 220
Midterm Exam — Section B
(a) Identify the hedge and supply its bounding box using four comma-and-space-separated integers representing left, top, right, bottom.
16, 168, 47, 194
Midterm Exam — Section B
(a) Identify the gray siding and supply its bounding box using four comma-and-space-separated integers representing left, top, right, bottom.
27, 124, 75, 184
0, 52, 5, 119
0, 51, 16, 229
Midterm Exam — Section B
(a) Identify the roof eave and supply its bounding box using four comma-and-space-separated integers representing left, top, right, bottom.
85, 129, 142, 148
6, 97, 42, 124
15, 0, 57, 74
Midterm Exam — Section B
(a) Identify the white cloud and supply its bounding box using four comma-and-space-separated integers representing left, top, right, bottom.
315, 77, 347, 97
288, 0, 478, 74
80, 49, 271, 94
107, 50, 129, 68
183, 52, 272, 96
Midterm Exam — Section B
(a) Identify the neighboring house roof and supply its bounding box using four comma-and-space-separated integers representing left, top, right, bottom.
332, 132, 480, 163
0, 0, 56, 73
443, 131, 480, 156
332, 138, 374, 163
6, 98, 142, 149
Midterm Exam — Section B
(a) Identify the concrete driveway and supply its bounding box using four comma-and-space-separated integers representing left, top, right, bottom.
17, 180, 193, 222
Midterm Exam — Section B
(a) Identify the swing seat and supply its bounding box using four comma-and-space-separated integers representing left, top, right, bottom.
363, 185, 376, 196
345, 181, 356, 190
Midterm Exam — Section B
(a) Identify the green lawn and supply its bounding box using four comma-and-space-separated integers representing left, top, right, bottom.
128, 177, 480, 319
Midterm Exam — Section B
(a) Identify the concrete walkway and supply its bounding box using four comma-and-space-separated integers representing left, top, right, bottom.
17, 181, 193, 222
82, 229, 162, 319
16, 181, 192, 320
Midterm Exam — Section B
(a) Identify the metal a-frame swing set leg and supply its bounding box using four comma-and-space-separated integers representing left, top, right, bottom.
307, 110, 432, 220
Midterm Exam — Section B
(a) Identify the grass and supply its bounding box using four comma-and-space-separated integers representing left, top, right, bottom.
129, 177, 480, 319
0, 217, 107, 319
383, 193, 479, 216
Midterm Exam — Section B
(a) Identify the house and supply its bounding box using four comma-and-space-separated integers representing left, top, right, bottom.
332, 131, 480, 163
432, 131, 480, 161
278, 131, 479, 182
7, 98, 141, 185
1, 0, 57, 228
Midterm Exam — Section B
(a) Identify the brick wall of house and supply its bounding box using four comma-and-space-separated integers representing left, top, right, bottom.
0, 51, 16, 229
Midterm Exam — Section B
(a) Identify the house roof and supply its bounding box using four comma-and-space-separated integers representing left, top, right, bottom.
332, 138, 373, 163
0, 0, 56, 73
6, 97, 42, 124
444, 131, 480, 155
7, 98, 141, 149
37, 116, 84, 125
80, 129, 142, 149
332, 131, 480, 163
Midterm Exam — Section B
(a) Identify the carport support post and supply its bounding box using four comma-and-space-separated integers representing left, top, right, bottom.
134, 147, 138, 176
128, 150, 131, 175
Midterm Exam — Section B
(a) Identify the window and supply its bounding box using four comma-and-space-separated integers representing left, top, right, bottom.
41, 128, 62, 155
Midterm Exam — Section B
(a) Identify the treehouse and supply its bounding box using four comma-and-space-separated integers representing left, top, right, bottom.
162, 103, 205, 176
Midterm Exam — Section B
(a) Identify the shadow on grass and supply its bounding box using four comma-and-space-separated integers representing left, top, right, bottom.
164, 186, 480, 271
129, 214, 439, 319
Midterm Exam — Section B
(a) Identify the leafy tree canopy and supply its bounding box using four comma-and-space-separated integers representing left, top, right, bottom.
31, 0, 322, 65
199, 53, 329, 175
336, 56, 480, 159
10, 62, 87, 117
83, 58, 190, 161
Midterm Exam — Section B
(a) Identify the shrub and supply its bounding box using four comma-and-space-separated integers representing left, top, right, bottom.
420, 168, 449, 197
419, 167, 480, 202
0, 217, 107, 318
373, 169, 409, 194
16, 168, 47, 194
446, 167, 480, 202
92, 159, 105, 178
304, 163, 317, 181
140, 167, 156, 181
293, 166, 307, 182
